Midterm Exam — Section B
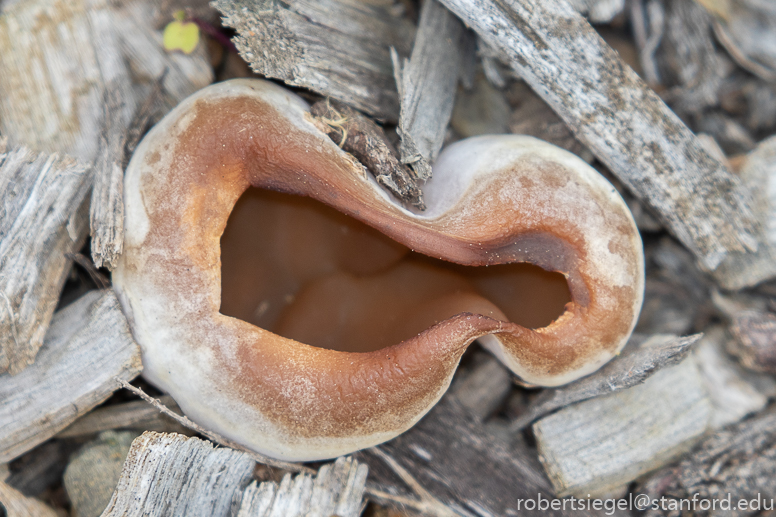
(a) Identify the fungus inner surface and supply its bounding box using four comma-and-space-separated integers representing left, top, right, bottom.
220, 188, 571, 353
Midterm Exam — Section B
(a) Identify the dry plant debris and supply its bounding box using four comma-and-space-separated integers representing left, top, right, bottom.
2, 0, 776, 515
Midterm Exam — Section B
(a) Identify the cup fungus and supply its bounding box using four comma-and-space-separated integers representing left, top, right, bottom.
113, 79, 644, 461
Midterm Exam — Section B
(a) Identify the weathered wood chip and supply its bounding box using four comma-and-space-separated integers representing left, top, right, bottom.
214, 0, 414, 122
436, 0, 768, 289
0, 289, 142, 462
511, 333, 701, 431
393, 0, 466, 181
236, 456, 367, 517
534, 350, 712, 497
0, 145, 92, 375
101, 432, 255, 517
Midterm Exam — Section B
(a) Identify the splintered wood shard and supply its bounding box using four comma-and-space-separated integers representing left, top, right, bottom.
214, 0, 414, 122
436, 0, 769, 289
393, 0, 466, 181
0, 144, 92, 375
0, 0, 213, 275
0, 290, 141, 462
102, 432, 367, 517
101, 432, 255, 517
236, 456, 367, 517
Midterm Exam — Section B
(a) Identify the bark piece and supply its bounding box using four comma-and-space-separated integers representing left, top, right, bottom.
360, 396, 608, 517
236, 456, 367, 517
436, 0, 767, 289
64, 431, 137, 517
534, 352, 712, 497
393, 0, 465, 181
310, 101, 425, 209
0, 290, 142, 462
0, 145, 92, 374
90, 85, 127, 271
639, 406, 776, 517
100, 432, 255, 517
213, 0, 414, 122
511, 333, 701, 431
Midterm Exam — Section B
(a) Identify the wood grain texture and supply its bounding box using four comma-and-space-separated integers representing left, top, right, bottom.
237, 456, 367, 517
393, 0, 466, 180
360, 396, 612, 517
0, 289, 142, 462
436, 0, 769, 289
0, 144, 92, 374
534, 351, 712, 497
511, 333, 701, 431
101, 432, 255, 517
0, 0, 212, 275
214, 0, 414, 122
101, 432, 367, 517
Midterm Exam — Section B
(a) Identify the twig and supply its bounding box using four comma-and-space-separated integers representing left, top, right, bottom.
365, 447, 468, 517
115, 378, 313, 474
66, 253, 110, 289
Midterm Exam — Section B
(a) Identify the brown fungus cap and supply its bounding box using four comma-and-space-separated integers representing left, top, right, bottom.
112, 79, 644, 461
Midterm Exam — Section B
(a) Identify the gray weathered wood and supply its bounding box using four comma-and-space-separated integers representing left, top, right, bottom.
236, 456, 367, 517
693, 326, 770, 429
639, 406, 776, 517
0, 144, 92, 375
393, 0, 465, 180
90, 85, 127, 271
436, 0, 768, 289
57, 396, 187, 439
361, 396, 610, 517
0, 0, 212, 372
511, 333, 701, 431
534, 351, 712, 497
100, 432, 255, 517
0, 289, 142, 462
0, 0, 213, 164
214, 0, 414, 122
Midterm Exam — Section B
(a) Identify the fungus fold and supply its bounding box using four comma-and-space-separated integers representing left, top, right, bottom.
113, 79, 644, 461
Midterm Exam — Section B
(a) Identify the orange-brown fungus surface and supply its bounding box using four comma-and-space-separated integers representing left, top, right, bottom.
220, 189, 572, 353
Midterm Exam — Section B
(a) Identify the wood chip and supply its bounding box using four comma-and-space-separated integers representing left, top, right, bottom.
639, 406, 776, 517
101, 432, 255, 517
511, 333, 701, 431
236, 456, 368, 517
214, 0, 414, 122
361, 396, 605, 517
0, 289, 142, 462
436, 0, 768, 289
0, 0, 212, 164
534, 351, 712, 497
0, 145, 92, 375
393, 0, 466, 180
310, 101, 425, 209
